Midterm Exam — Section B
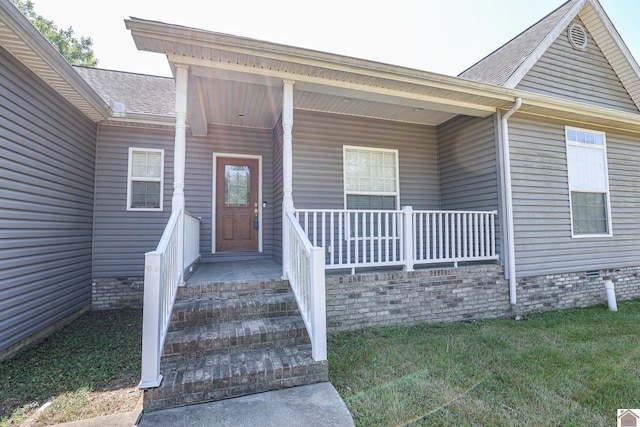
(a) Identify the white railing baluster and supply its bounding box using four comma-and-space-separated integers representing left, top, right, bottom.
321, 212, 326, 258
480, 213, 486, 258
354, 212, 359, 265
444, 212, 450, 259
474, 213, 479, 258
490, 213, 495, 257
312, 212, 317, 247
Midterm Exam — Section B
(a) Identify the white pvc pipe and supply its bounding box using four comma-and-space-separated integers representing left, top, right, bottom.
501, 98, 522, 305
604, 280, 618, 311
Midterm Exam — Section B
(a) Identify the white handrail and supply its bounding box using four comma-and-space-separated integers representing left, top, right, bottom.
285, 211, 327, 361
139, 208, 183, 389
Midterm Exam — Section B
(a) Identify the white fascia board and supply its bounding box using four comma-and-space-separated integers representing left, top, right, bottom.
171, 55, 508, 115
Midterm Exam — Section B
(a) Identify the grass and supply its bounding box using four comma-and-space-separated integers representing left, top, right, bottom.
329, 301, 640, 427
2, 302, 639, 426
0, 309, 142, 426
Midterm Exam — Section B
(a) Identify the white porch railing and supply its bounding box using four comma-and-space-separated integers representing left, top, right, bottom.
413, 210, 497, 266
139, 208, 201, 388
184, 211, 201, 269
284, 211, 327, 361
294, 207, 498, 271
295, 209, 406, 269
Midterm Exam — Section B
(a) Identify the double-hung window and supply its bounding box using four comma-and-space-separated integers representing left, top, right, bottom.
343, 146, 400, 245
343, 146, 399, 210
127, 147, 164, 211
565, 127, 611, 237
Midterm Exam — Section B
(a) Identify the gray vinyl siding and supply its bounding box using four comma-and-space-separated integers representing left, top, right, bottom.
0, 46, 97, 353
292, 110, 439, 210
516, 17, 638, 114
92, 126, 173, 277
92, 124, 274, 277
437, 115, 499, 211
437, 114, 501, 258
509, 116, 640, 277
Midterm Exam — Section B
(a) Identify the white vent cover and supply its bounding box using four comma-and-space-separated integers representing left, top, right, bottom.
568, 23, 587, 50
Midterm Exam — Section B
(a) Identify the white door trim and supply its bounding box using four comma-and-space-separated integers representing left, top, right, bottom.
212, 153, 263, 254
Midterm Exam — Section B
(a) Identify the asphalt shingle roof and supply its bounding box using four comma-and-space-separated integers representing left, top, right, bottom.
458, 0, 580, 86
74, 66, 175, 117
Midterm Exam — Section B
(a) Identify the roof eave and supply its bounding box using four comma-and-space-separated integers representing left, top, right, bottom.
125, 17, 520, 103
0, 1, 111, 121
125, 16, 640, 133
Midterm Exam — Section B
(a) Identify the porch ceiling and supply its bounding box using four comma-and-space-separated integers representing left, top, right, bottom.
188, 74, 467, 130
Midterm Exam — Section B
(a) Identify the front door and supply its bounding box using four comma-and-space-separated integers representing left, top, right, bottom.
216, 157, 259, 252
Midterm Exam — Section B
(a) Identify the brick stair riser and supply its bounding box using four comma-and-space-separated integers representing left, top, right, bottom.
168, 300, 300, 331
176, 280, 291, 301
144, 362, 328, 412
161, 334, 311, 363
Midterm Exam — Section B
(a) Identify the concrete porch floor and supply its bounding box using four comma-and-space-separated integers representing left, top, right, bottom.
187, 259, 283, 284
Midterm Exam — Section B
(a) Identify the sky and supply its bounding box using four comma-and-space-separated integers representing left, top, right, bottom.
30, 0, 640, 79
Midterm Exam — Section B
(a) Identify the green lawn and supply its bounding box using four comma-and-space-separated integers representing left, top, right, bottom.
329, 301, 640, 426
0, 309, 142, 426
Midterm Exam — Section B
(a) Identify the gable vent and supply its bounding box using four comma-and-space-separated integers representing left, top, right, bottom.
568, 23, 587, 50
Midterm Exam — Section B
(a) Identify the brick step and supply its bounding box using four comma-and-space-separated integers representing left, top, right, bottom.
162, 316, 310, 362
144, 345, 329, 411
177, 279, 291, 301
169, 293, 300, 331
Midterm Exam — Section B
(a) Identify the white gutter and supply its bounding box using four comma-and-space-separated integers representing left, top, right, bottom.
501, 97, 522, 305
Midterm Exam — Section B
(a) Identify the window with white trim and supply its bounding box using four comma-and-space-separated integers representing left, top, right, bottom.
343, 146, 399, 210
565, 127, 611, 236
127, 148, 164, 211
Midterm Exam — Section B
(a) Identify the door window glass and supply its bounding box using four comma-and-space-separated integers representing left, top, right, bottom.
225, 165, 250, 206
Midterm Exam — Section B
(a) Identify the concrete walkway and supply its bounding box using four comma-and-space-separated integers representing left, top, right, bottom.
55, 383, 354, 427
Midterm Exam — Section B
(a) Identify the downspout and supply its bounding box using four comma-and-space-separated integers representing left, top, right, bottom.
501, 97, 522, 305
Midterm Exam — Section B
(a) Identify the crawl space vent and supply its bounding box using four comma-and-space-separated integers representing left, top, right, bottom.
568, 23, 587, 50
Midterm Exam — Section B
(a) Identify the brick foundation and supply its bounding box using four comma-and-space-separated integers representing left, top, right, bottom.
92, 277, 144, 310
326, 265, 640, 332
515, 267, 640, 314
326, 265, 509, 332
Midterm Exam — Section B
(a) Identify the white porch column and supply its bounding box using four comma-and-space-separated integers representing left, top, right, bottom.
282, 80, 294, 279
173, 64, 189, 284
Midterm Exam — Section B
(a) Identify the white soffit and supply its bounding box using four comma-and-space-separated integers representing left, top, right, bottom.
0, 4, 110, 121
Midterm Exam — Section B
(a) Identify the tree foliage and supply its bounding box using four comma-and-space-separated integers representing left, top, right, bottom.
10, 0, 98, 67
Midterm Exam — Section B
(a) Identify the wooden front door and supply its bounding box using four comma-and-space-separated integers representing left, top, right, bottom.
216, 157, 259, 252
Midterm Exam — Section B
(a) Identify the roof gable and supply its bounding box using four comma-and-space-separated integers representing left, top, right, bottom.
459, 0, 640, 111
515, 16, 638, 114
